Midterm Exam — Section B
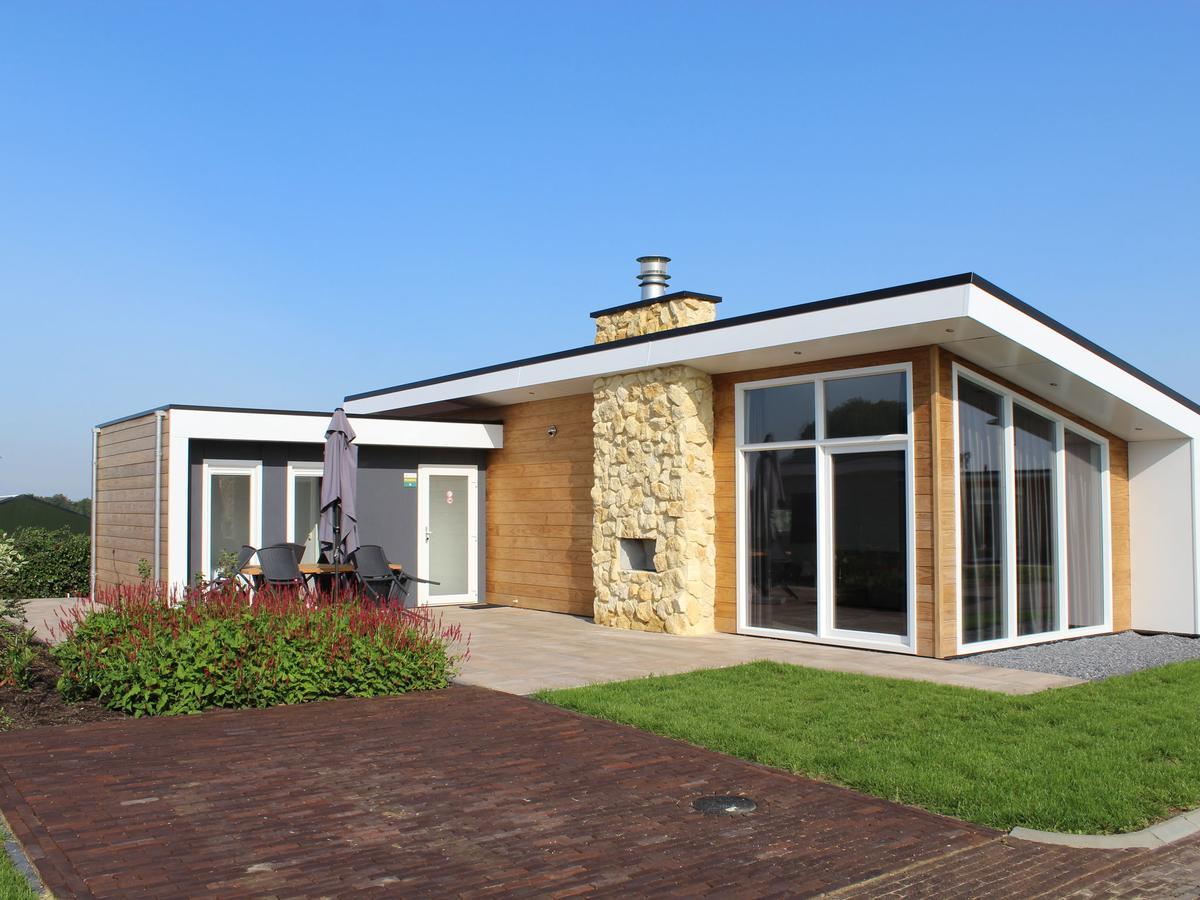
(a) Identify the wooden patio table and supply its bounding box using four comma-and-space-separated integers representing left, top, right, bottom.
240, 563, 403, 577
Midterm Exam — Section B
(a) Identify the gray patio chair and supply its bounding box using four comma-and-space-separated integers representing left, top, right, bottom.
350, 544, 437, 608
283, 542, 306, 565
257, 544, 310, 592
235, 544, 259, 590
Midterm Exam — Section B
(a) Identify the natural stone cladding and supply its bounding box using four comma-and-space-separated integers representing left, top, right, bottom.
591, 365, 716, 634
593, 295, 717, 344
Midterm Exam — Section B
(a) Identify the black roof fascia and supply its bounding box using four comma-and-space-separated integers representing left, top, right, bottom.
341, 269, 1195, 418
589, 291, 724, 319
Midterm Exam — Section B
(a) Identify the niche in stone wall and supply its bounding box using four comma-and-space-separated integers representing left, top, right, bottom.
619, 538, 657, 573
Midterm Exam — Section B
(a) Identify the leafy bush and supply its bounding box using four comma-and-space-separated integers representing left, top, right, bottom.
53, 584, 468, 717
0, 528, 89, 600
0, 533, 28, 622
0, 626, 36, 689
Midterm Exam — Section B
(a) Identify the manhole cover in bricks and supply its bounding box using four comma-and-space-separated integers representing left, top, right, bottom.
692, 795, 757, 815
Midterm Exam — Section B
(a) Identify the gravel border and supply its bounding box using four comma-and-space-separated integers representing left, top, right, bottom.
960, 631, 1200, 680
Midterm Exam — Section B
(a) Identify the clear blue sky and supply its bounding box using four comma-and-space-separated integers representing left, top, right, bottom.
3, 2, 1197, 498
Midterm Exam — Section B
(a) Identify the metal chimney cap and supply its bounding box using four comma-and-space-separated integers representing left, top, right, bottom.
636, 255, 671, 300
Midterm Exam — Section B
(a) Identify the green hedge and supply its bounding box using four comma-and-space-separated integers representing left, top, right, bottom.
54, 584, 467, 716
0, 528, 89, 600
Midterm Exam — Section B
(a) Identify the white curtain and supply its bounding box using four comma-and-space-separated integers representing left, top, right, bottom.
1066, 431, 1104, 628
958, 379, 1007, 643
1014, 406, 1057, 636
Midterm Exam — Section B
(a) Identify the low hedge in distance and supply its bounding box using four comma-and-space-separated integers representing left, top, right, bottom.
53, 584, 467, 717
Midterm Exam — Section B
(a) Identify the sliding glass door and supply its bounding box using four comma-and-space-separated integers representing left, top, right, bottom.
955, 368, 1111, 650
831, 449, 908, 637
738, 365, 914, 651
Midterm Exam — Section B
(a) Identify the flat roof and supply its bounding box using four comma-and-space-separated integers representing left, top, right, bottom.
97, 403, 501, 430
343, 272, 1200, 418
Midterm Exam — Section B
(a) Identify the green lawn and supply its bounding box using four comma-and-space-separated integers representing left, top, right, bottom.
0, 826, 37, 900
536, 660, 1200, 834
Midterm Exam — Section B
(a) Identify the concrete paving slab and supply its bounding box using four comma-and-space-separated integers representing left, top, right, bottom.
439, 606, 1082, 695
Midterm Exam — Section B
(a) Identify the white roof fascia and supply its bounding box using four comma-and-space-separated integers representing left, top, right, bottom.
965, 286, 1200, 438
344, 284, 970, 414
166, 408, 503, 449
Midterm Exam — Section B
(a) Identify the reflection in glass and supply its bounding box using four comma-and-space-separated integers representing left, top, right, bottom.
832, 451, 908, 636
1066, 431, 1104, 628
748, 448, 817, 633
1014, 406, 1057, 635
958, 378, 1007, 644
209, 473, 250, 575
293, 474, 322, 563
745, 382, 816, 444
825, 373, 908, 438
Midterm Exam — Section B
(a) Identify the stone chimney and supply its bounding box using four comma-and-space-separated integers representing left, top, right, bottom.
590, 257, 719, 635
591, 256, 721, 344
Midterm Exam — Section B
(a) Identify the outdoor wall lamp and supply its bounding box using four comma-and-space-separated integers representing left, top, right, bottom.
547, 424, 558, 437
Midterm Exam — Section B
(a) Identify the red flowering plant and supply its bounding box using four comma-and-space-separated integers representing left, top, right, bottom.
52, 583, 468, 717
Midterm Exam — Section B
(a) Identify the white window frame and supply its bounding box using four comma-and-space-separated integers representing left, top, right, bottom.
200, 459, 262, 581
286, 462, 324, 562
952, 364, 1113, 654
734, 362, 917, 653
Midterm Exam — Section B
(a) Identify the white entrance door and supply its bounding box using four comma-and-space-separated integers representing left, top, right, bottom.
417, 465, 479, 606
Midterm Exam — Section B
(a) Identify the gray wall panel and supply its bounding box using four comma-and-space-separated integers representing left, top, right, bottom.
187, 440, 487, 597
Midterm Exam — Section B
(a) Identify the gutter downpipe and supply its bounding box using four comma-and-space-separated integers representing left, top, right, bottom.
90, 427, 99, 601
154, 410, 165, 585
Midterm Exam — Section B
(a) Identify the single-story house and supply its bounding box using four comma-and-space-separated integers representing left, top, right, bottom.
92, 260, 1200, 658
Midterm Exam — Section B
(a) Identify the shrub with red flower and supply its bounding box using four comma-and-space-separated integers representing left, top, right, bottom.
53, 583, 468, 717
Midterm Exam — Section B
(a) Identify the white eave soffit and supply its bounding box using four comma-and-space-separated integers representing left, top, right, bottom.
343, 282, 1200, 442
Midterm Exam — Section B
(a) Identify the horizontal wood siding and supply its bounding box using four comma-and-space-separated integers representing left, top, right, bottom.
937, 350, 1132, 653
712, 348, 935, 652
94, 413, 168, 588
477, 395, 596, 615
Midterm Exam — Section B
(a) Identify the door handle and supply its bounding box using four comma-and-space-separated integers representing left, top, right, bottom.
424, 526, 431, 543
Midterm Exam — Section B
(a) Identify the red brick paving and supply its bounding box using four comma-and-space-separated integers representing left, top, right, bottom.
0, 685, 1195, 897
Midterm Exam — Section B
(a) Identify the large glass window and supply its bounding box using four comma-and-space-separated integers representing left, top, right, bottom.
745, 382, 816, 444
748, 448, 817, 633
825, 372, 908, 439
956, 371, 1110, 647
739, 366, 911, 648
957, 379, 1007, 644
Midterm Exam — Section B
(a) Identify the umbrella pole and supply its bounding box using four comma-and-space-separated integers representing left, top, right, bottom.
333, 499, 341, 603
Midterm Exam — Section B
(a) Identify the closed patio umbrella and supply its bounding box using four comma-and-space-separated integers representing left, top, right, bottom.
319, 408, 360, 589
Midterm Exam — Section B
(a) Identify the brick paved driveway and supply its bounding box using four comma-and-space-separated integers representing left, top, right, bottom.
0, 686, 1196, 897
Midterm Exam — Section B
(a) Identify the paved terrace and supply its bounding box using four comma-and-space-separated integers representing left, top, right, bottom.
440, 606, 1079, 695
23, 600, 1075, 694
1, 686, 1196, 898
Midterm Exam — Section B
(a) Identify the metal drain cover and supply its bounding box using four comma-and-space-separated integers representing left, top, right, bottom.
692, 795, 757, 815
